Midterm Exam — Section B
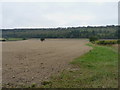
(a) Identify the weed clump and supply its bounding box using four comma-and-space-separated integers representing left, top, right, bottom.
41, 81, 52, 85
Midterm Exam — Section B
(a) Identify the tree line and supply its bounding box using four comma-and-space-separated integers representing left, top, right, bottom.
1, 25, 119, 39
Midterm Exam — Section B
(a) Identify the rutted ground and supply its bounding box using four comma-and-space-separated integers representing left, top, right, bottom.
2, 39, 92, 87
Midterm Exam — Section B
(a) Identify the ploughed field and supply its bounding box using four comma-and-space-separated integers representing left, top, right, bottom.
2, 39, 92, 87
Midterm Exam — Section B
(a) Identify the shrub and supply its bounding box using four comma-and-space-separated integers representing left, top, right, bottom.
2, 39, 6, 42
40, 38, 45, 41
117, 39, 120, 44
95, 40, 118, 45
89, 36, 99, 43
22, 38, 27, 40
1, 38, 7, 42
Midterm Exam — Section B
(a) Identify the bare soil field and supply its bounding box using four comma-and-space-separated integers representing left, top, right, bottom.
2, 39, 92, 87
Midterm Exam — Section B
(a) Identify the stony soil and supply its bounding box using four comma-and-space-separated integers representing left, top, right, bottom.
2, 39, 92, 87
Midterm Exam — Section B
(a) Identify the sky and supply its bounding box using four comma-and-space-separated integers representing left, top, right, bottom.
0, 1, 118, 29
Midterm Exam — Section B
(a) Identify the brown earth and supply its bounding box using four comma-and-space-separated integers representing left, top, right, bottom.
2, 39, 92, 87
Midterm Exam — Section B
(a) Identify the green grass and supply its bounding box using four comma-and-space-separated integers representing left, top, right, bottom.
41, 43, 118, 88
0, 38, 26, 41
6, 38, 25, 41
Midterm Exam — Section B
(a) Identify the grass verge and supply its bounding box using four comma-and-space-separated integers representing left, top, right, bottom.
6, 38, 24, 41
41, 43, 118, 88
0, 38, 26, 41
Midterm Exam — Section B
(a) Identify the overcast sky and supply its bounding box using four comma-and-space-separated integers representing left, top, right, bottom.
1, 2, 118, 28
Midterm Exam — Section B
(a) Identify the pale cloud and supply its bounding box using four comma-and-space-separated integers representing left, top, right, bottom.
1, 0, 119, 2
1, 2, 118, 28
45, 13, 95, 26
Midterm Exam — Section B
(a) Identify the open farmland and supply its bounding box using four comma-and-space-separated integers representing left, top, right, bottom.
2, 39, 92, 87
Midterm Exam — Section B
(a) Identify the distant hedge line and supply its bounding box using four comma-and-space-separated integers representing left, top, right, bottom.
95, 40, 119, 45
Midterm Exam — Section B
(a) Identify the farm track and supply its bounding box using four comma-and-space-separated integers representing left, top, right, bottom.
2, 39, 92, 87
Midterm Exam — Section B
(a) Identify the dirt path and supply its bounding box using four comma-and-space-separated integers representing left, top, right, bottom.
2, 39, 92, 87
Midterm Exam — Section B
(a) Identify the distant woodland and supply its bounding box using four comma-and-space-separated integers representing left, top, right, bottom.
1, 25, 119, 39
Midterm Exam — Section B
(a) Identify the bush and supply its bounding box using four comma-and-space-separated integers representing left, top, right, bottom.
40, 38, 45, 41
2, 39, 6, 42
1, 38, 7, 42
95, 40, 117, 45
89, 36, 99, 43
22, 38, 27, 40
117, 39, 120, 44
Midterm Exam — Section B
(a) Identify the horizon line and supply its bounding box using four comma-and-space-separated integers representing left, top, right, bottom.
1, 24, 118, 29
